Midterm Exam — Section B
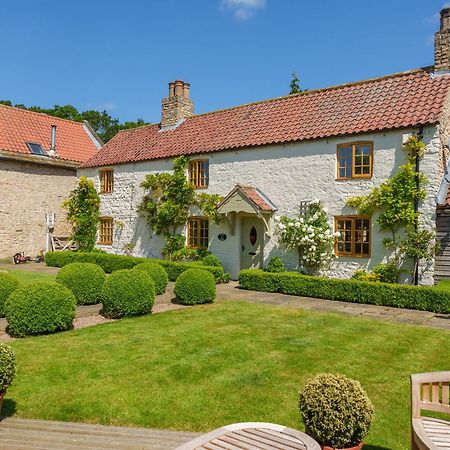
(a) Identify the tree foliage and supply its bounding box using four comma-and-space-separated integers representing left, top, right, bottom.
289, 71, 302, 95
0, 100, 146, 143
276, 201, 335, 275
139, 157, 223, 258
63, 177, 100, 251
347, 135, 437, 282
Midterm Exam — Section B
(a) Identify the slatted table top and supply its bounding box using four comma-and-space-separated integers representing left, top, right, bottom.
175, 422, 321, 450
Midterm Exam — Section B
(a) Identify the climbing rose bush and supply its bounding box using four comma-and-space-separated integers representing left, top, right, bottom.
276, 201, 336, 275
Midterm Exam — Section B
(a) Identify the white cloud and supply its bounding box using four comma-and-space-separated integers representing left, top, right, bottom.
221, 0, 266, 20
99, 102, 116, 112
424, 4, 450, 24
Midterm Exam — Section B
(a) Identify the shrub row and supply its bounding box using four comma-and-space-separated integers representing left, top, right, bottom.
238, 269, 450, 314
45, 251, 226, 282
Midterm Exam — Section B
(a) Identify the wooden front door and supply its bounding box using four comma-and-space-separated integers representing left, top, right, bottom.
241, 217, 264, 270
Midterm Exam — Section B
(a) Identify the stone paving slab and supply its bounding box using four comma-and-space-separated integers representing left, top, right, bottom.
216, 282, 450, 331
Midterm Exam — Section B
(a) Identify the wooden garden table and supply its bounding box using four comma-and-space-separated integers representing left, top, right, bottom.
175, 422, 321, 450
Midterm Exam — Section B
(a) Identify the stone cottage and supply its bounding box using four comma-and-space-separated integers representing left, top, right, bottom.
0, 105, 101, 259
80, 9, 450, 284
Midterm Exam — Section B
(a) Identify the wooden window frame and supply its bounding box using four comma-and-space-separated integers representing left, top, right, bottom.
334, 215, 371, 258
99, 217, 113, 245
189, 160, 209, 189
99, 169, 114, 193
336, 142, 373, 180
187, 217, 209, 248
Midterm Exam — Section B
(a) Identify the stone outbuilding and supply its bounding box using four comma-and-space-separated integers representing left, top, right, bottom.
0, 105, 101, 259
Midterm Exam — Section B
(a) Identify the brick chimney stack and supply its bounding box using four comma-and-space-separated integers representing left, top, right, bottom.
161, 80, 194, 128
435, 7, 450, 72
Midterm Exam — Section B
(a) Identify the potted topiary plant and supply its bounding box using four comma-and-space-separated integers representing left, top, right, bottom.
299, 373, 374, 450
0, 344, 16, 415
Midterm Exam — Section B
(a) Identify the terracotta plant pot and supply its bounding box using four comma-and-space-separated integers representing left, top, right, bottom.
0, 391, 4, 416
322, 443, 363, 450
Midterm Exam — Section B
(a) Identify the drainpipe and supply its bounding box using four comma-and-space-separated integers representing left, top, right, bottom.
413, 127, 424, 285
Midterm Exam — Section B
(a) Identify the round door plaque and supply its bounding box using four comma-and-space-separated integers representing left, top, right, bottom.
218, 233, 227, 241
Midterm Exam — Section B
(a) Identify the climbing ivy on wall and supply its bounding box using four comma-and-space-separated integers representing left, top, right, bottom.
139, 156, 222, 259
63, 177, 100, 251
347, 135, 438, 283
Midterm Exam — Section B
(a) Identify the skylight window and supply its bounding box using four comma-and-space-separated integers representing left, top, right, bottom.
26, 142, 47, 156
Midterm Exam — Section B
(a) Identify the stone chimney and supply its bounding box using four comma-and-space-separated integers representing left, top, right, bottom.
435, 7, 450, 72
161, 80, 194, 128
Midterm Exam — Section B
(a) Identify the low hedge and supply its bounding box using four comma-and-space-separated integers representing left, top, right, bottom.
101, 269, 155, 318
45, 251, 226, 282
0, 273, 20, 317
238, 269, 450, 314
132, 262, 168, 295
56, 262, 106, 305
174, 268, 216, 305
5, 282, 76, 337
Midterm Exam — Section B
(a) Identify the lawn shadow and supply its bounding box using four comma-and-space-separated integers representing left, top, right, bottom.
1, 398, 17, 419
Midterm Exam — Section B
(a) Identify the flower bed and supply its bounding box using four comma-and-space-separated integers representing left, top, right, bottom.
238, 269, 450, 313
45, 251, 227, 283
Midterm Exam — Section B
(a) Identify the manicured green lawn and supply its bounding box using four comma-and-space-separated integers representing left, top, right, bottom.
5, 301, 449, 450
7, 269, 57, 284
435, 279, 450, 292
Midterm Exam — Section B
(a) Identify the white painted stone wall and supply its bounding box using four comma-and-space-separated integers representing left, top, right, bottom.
79, 125, 441, 283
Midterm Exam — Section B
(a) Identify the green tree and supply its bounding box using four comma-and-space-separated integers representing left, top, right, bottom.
289, 71, 302, 94
63, 177, 100, 251
0, 100, 146, 143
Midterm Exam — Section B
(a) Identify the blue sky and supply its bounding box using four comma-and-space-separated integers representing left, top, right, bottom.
1, 0, 448, 123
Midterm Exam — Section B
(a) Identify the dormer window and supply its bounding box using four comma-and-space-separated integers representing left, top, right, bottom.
189, 160, 209, 188
26, 142, 47, 156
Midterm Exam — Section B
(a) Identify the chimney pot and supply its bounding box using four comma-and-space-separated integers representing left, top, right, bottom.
161, 80, 194, 128
183, 82, 191, 99
168, 82, 175, 98
441, 7, 450, 31
174, 80, 184, 97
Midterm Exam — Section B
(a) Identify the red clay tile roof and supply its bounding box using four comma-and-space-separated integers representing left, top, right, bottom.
239, 186, 276, 211
0, 104, 100, 163
83, 68, 450, 168
218, 185, 276, 212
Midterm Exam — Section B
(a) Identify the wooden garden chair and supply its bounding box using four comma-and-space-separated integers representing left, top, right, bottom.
411, 371, 450, 449
175, 422, 321, 450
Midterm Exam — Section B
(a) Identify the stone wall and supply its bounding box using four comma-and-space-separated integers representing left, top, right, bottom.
0, 159, 76, 259
79, 125, 441, 283
161, 96, 194, 128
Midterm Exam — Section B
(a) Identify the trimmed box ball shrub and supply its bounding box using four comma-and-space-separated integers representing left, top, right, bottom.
202, 254, 222, 267
0, 344, 16, 395
174, 268, 216, 305
56, 262, 106, 305
0, 273, 20, 318
299, 373, 374, 449
101, 269, 155, 318
5, 282, 76, 337
132, 262, 168, 295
